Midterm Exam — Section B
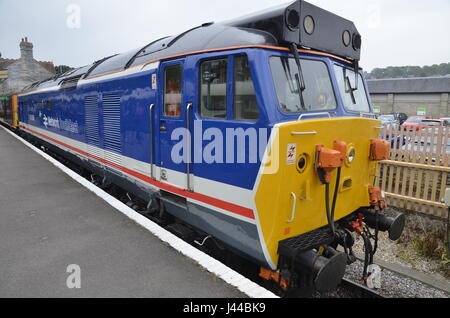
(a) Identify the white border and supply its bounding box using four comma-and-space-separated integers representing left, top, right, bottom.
1, 125, 277, 298
251, 125, 282, 270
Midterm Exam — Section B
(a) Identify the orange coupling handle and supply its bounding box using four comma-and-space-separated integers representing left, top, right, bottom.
370, 139, 390, 161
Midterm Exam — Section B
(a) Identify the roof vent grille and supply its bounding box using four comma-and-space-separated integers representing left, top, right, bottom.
60, 75, 82, 90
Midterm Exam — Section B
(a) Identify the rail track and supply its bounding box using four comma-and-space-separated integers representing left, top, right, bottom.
339, 278, 384, 298
313, 276, 383, 298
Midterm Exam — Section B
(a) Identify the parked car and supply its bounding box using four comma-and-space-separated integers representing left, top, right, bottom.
420, 119, 450, 128
378, 114, 398, 126
379, 115, 406, 148
401, 116, 429, 131
390, 113, 408, 125
441, 117, 450, 126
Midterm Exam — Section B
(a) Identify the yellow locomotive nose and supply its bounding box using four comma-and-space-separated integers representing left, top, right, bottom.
254, 117, 382, 268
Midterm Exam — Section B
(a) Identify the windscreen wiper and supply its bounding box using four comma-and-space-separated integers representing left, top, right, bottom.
290, 43, 307, 111
281, 58, 296, 94
344, 67, 357, 105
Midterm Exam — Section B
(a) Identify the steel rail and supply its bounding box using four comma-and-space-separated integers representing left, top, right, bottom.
340, 278, 384, 298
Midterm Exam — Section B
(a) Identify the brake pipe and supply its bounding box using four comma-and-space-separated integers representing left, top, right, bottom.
325, 168, 342, 237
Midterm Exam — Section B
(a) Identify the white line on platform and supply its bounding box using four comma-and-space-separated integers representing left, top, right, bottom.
1, 126, 278, 299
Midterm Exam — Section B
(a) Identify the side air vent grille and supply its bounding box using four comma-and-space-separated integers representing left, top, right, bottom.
102, 93, 122, 154
84, 95, 100, 148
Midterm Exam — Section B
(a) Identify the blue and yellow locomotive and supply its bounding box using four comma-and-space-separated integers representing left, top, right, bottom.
13, 1, 405, 295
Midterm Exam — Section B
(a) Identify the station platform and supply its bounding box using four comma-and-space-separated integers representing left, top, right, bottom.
0, 127, 247, 298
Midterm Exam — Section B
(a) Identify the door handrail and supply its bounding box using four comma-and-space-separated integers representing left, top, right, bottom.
149, 103, 155, 179
298, 112, 331, 121
288, 192, 297, 223
186, 103, 193, 192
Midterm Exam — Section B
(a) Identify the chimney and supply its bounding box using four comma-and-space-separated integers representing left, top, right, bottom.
20, 37, 33, 60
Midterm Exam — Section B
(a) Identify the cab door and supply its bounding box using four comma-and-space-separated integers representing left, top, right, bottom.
157, 59, 193, 190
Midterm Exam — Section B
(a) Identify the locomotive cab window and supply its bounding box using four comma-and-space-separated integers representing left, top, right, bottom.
270, 57, 336, 113
333, 65, 370, 113
200, 58, 228, 119
234, 56, 259, 121
164, 64, 182, 117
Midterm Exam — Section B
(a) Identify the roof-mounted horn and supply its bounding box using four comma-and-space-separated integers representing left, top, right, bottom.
224, 0, 361, 62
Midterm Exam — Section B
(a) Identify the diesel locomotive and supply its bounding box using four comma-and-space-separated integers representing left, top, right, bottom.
3, 0, 406, 295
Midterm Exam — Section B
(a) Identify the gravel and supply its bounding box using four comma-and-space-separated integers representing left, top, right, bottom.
343, 260, 449, 298
374, 207, 449, 278
315, 260, 449, 298
315, 285, 362, 298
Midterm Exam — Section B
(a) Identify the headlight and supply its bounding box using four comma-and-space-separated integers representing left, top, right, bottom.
352, 33, 362, 50
347, 147, 356, 165
304, 16, 315, 35
348, 149, 355, 163
286, 9, 300, 30
343, 30, 351, 47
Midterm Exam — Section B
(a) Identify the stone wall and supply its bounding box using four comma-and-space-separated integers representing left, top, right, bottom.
370, 93, 450, 118
368, 77, 450, 118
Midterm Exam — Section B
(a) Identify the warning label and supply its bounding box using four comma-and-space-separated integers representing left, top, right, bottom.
286, 144, 297, 165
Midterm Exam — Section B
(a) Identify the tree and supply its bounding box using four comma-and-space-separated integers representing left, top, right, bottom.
55, 65, 74, 76
366, 62, 450, 79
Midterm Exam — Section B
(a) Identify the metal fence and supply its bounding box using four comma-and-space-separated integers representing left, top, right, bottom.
376, 125, 450, 219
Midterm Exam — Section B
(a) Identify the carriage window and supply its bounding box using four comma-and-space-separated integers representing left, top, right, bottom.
164, 64, 182, 117
200, 59, 227, 119
234, 56, 259, 121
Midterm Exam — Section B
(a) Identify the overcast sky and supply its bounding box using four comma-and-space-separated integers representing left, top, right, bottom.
0, 0, 449, 72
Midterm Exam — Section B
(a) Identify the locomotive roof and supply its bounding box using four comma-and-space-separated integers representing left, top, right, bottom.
23, 0, 360, 93
23, 24, 278, 92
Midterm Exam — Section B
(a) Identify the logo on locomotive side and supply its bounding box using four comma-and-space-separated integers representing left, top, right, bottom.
40, 113, 79, 134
